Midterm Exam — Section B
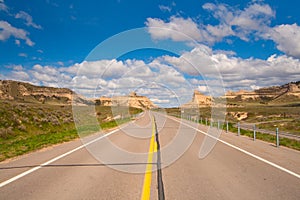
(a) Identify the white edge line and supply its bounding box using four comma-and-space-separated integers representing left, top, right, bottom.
0, 128, 120, 188
167, 115, 300, 179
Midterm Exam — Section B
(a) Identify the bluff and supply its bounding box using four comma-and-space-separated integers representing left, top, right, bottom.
98, 92, 157, 109
181, 81, 300, 108
226, 81, 300, 103
181, 90, 212, 108
0, 80, 90, 105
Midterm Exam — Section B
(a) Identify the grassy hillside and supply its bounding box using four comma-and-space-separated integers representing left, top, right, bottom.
0, 100, 142, 161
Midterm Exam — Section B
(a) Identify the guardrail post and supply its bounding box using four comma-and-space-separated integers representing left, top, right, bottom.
217, 120, 220, 130
253, 124, 256, 141
238, 122, 240, 136
205, 118, 207, 126
276, 128, 279, 147
226, 121, 229, 133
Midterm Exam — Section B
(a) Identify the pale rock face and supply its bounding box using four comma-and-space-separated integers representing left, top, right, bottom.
181, 90, 212, 108
224, 82, 300, 102
99, 93, 157, 109
0, 80, 89, 105
181, 82, 300, 108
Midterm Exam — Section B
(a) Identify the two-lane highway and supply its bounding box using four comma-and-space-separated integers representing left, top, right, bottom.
0, 111, 299, 199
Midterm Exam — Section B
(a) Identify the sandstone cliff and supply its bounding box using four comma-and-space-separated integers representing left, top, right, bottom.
181, 81, 300, 108
226, 81, 300, 103
0, 80, 90, 105
181, 90, 212, 108
99, 92, 157, 109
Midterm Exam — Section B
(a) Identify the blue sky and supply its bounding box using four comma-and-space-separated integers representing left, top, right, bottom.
1, 0, 300, 106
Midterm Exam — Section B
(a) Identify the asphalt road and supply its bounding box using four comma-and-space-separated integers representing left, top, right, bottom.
0, 111, 299, 199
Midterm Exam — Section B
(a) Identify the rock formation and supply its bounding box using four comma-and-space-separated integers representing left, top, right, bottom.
0, 80, 91, 105
181, 90, 212, 108
225, 81, 300, 103
181, 81, 300, 108
99, 92, 157, 109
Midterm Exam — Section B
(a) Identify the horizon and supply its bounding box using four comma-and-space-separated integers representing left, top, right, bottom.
1, 0, 300, 107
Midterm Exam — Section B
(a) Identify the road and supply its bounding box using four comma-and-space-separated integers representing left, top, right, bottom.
0, 111, 299, 199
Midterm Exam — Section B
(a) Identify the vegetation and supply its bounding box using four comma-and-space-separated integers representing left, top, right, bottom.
0, 100, 142, 162
165, 103, 300, 151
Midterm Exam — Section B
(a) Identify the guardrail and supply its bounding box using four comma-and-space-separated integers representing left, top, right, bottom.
176, 114, 300, 148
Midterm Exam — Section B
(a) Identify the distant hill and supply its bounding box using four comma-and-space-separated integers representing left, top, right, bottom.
0, 80, 91, 105
181, 81, 300, 108
0, 80, 157, 108
226, 81, 300, 104
181, 90, 212, 108
98, 92, 157, 109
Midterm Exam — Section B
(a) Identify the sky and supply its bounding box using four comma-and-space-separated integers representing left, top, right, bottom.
1, 0, 300, 107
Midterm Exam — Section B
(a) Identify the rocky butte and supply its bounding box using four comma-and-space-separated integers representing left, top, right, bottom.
181, 81, 300, 108
181, 90, 212, 108
225, 81, 300, 103
0, 80, 92, 105
98, 92, 157, 109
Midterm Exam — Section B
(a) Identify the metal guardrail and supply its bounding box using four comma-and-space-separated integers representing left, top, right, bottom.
180, 114, 300, 143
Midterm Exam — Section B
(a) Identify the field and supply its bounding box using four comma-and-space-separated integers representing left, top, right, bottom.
165, 102, 300, 151
0, 100, 142, 161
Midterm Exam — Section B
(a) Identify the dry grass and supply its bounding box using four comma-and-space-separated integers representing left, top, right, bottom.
0, 100, 142, 161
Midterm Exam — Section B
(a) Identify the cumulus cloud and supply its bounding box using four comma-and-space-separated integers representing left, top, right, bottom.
213, 53, 300, 90
145, 16, 210, 42
146, 2, 275, 44
203, 2, 275, 41
145, 2, 300, 59
15, 11, 42, 29
267, 24, 300, 58
4, 44, 300, 106
0, 20, 34, 46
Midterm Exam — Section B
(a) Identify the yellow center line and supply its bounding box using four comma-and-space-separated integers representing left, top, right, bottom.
141, 116, 157, 200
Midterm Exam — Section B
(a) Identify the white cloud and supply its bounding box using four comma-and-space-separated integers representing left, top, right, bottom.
162, 45, 214, 76
15, 11, 42, 29
145, 16, 210, 42
198, 86, 208, 93
267, 24, 300, 58
202, 2, 275, 42
67, 59, 128, 79
159, 5, 171, 12
15, 39, 20, 46
146, 2, 276, 45
0, 0, 8, 12
213, 53, 300, 90
5, 44, 300, 106
10, 71, 30, 82
150, 98, 170, 104
13, 65, 23, 71
0, 20, 34, 46
18, 53, 27, 57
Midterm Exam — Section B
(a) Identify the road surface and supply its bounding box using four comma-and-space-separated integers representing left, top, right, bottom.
0, 111, 299, 199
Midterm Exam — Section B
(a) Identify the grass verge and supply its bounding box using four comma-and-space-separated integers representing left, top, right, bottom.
0, 100, 142, 162
164, 108, 300, 151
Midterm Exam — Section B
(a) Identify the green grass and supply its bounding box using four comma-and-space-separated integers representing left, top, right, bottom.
100, 118, 132, 129
165, 107, 300, 151
0, 100, 142, 162
212, 121, 300, 151
0, 129, 78, 161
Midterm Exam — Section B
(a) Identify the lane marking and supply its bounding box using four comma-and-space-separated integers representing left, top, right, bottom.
166, 115, 300, 179
0, 128, 120, 188
141, 117, 157, 200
